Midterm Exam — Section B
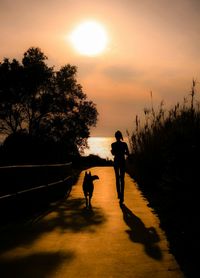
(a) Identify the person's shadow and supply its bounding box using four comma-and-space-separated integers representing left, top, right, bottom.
121, 204, 162, 260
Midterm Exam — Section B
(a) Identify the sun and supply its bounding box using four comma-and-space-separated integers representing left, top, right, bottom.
69, 21, 108, 56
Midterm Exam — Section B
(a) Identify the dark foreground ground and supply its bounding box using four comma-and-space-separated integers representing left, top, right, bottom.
0, 167, 184, 278
131, 180, 199, 278
0, 155, 197, 278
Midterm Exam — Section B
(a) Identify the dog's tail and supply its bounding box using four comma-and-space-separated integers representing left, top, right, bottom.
91, 175, 99, 181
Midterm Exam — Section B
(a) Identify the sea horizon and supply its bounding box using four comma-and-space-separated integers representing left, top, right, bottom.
0, 135, 130, 161
83, 136, 129, 160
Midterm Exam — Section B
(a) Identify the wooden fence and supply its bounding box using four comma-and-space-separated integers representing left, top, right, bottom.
0, 163, 73, 222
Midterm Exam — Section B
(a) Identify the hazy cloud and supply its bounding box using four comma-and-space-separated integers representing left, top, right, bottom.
1, 0, 200, 136
103, 66, 142, 82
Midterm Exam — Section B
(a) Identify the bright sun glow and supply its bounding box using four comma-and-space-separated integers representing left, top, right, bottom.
69, 21, 108, 56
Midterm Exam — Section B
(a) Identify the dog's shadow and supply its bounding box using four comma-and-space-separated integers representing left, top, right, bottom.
80, 204, 106, 232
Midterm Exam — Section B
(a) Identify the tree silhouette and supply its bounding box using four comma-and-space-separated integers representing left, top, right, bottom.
0, 47, 98, 161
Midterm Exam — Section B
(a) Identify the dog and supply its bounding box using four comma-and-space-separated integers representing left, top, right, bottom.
82, 171, 99, 209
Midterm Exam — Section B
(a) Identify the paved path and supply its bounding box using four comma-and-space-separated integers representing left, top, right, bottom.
0, 167, 185, 278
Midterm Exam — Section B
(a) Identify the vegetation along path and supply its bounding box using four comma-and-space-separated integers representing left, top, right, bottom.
0, 167, 185, 277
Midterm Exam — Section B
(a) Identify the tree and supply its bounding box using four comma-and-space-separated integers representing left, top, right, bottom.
0, 47, 98, 158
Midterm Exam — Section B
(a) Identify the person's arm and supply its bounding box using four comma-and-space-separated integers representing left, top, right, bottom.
125, 143, 129, 156
111, 143, 115, 155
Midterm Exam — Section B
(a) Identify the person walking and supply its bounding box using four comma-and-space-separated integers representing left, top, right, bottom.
111, 130, 129, 205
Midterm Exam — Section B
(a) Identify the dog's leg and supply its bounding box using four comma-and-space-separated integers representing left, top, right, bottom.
84, 192, 88, 208
89, 193, 92, 209
89, 197, 92, 209
86, 196, 89, 208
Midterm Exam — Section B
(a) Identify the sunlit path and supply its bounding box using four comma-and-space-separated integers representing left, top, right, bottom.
0, 167, 184, 278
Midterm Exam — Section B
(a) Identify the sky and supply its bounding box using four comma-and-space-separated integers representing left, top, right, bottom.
1, 0, 200, 137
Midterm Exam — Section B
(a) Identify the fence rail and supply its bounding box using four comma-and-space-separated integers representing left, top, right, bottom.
0, 163, 73, 222
0, 176, 72, 201
0, 162, 72, 169
0, 162, 72, 198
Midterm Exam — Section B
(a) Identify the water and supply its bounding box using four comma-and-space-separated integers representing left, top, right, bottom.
0, 135, 129, 160
83, 137, 129, 160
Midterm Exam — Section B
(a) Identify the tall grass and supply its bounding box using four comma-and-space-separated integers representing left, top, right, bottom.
127, 80, 200, 191
127, 80, 200, 278
126, 80, 200, 277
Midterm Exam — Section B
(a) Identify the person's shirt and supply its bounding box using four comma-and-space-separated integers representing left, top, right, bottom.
111, 140, 129, 162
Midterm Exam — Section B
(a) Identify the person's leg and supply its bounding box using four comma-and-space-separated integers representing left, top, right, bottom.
119, 166, 125, 203
114, 165, 121, 199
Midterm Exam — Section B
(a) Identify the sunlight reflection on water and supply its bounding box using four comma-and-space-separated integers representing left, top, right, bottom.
83, 137, 129, 160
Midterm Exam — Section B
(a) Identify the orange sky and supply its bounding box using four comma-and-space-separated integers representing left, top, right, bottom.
1, 0, 200, 136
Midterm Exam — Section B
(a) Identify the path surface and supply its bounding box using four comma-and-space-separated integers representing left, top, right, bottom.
0, 167, 185, 278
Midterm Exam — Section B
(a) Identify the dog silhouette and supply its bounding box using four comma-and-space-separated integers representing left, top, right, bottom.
82, 171, 99, 209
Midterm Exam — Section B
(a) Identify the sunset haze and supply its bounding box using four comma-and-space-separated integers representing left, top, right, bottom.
1, 0, 200, 136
